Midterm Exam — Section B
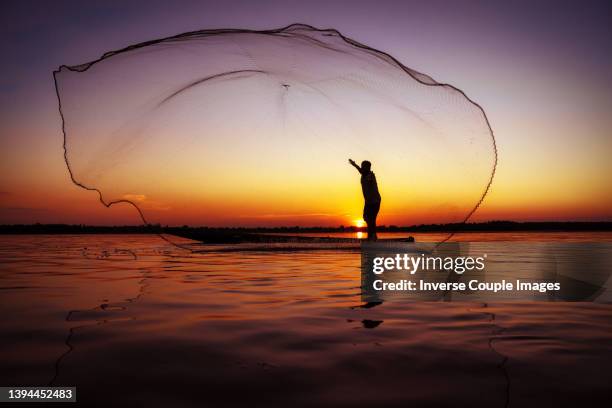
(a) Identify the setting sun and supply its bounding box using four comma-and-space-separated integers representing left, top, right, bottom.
355, 219, 365, 228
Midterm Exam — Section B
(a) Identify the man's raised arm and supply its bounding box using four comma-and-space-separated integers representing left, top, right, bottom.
348, 158, 362, 174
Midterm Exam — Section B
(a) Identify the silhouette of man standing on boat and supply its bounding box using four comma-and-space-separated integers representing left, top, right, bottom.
349, 159, 381, 241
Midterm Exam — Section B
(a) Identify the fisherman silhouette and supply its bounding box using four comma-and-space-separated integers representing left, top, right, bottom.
349, 159, 381, 241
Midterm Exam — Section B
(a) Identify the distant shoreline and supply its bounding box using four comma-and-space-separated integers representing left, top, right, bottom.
1, 221, 611, 235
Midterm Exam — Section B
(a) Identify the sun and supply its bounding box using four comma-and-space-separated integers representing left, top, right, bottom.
354, 219, 365, 228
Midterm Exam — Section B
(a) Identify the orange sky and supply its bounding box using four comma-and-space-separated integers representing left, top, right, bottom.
1, 2, 611, 227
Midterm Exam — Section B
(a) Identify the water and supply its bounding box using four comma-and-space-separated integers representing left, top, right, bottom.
1, 234, 611, 406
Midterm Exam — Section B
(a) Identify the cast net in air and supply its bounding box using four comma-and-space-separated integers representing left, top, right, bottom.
54, 23, 496, 234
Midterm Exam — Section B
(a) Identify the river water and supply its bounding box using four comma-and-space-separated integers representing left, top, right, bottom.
1, 233, 611, 406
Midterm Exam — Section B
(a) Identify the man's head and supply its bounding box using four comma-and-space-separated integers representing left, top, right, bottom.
361, 160, 372, 173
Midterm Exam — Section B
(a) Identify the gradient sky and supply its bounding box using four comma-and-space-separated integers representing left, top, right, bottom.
1, 0, 611, 226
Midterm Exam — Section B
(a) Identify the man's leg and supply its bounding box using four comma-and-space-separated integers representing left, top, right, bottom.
367, 219, 377, 240
364, 205, 377, 241
369, 202, 380, 241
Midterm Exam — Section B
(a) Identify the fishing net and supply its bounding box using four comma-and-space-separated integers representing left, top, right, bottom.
54, 24, 496, 228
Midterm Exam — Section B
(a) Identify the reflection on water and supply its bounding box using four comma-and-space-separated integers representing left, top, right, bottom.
0, 234, 611, 407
